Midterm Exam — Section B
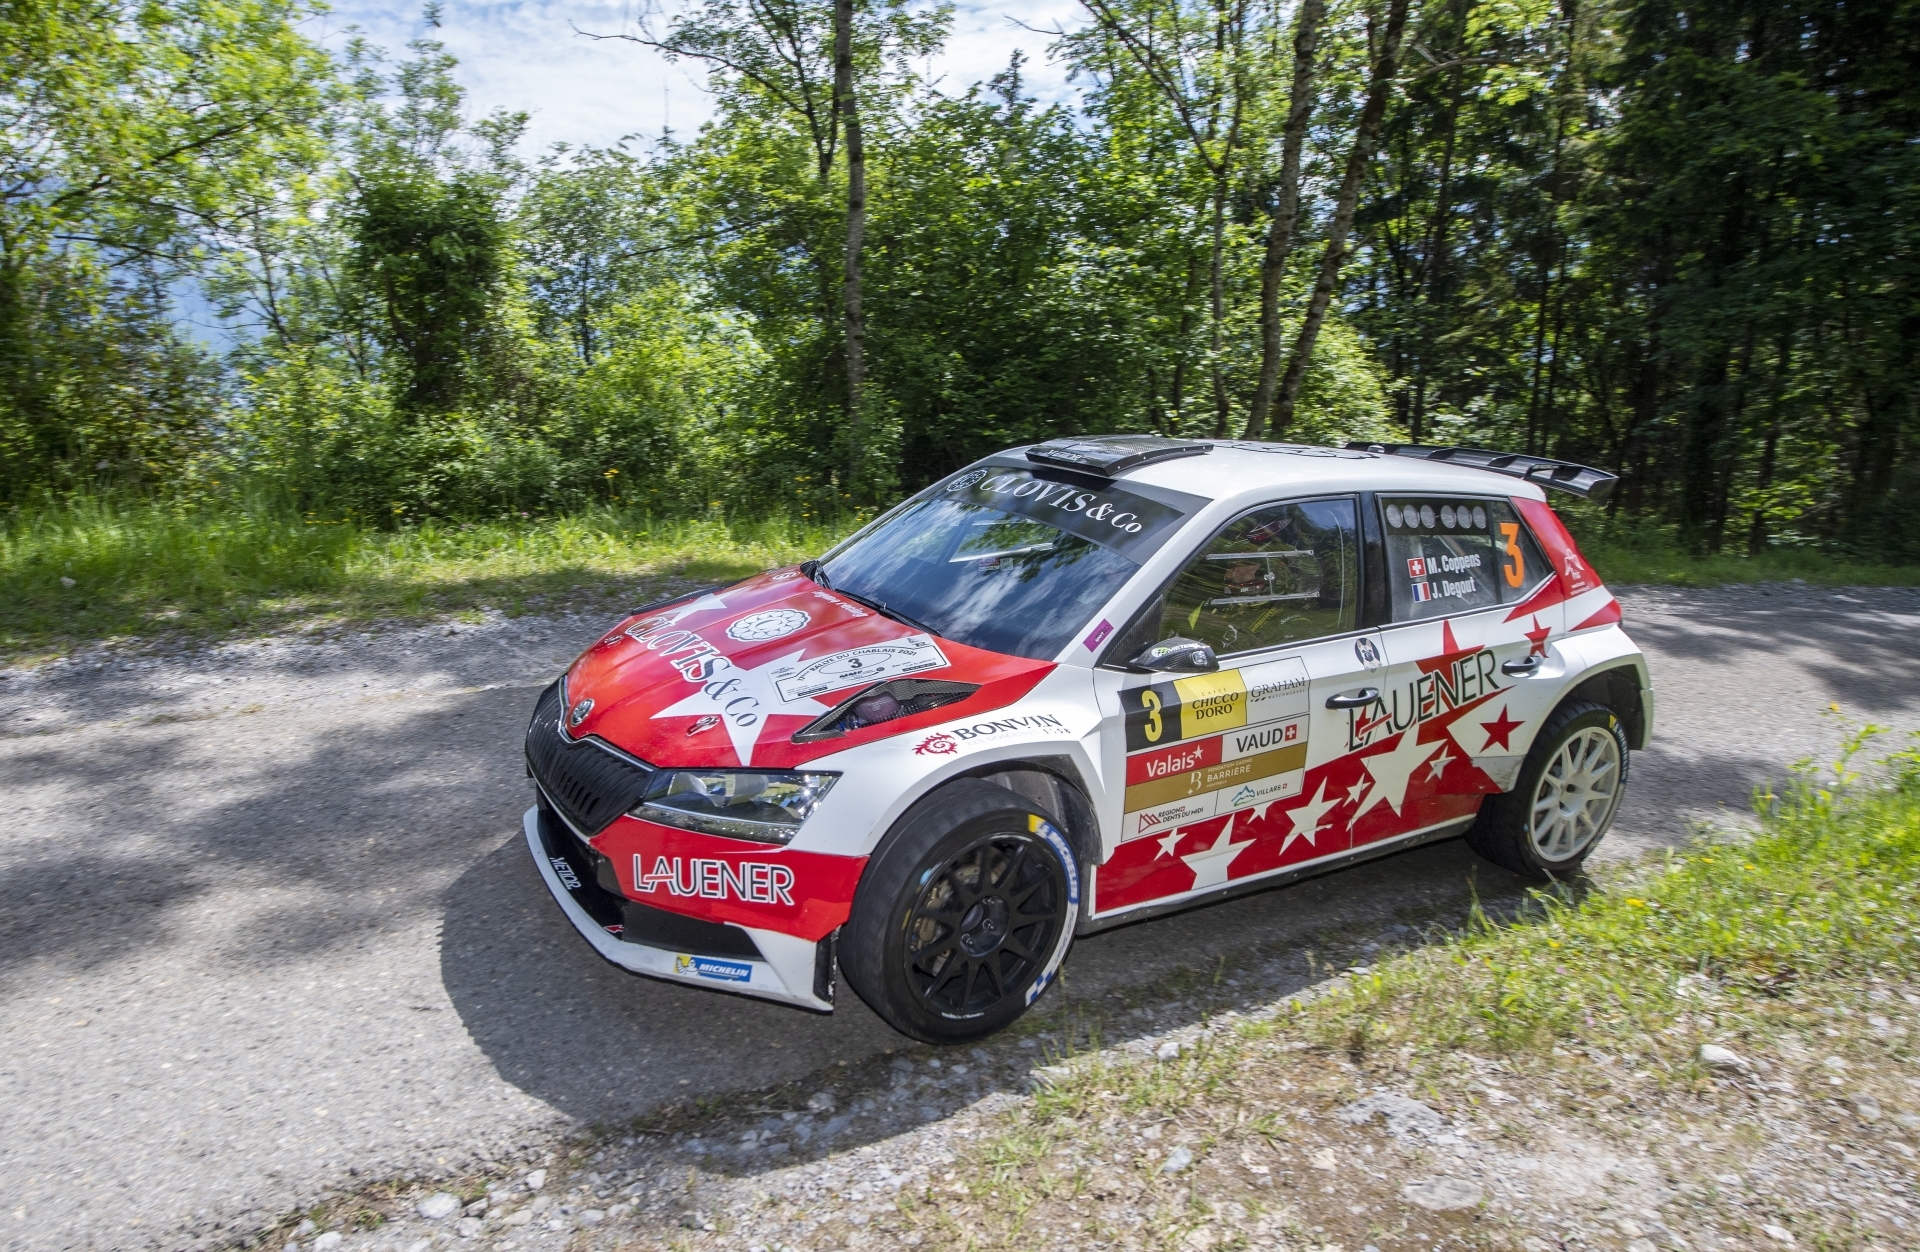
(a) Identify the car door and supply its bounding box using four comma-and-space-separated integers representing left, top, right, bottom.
1087, 495, 1385, 921
1347, 493, 1559, 851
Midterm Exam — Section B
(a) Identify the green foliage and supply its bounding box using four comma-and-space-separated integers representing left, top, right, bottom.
0, 494, 845, 653
2, 0, 1914, 562
1305, 728, 1920, 1058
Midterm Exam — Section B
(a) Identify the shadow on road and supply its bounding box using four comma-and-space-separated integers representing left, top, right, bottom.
437, 824, 1541, 1164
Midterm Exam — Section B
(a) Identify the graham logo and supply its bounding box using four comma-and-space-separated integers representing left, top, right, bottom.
946, 468, 990, 491
635, 855, 795, 905
726, 608, 810, 642
914, 732, 958, 755
568, 698, 594, 727
687, 714, 721, 736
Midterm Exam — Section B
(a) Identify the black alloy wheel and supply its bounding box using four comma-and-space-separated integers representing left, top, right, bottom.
904, 832, 1068, 1018
841, 778, 1081, 1043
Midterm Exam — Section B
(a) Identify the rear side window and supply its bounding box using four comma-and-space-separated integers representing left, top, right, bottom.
1380, 496, 1548, 623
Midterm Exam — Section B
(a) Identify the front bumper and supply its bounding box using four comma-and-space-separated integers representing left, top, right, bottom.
524, 803, 835, 1012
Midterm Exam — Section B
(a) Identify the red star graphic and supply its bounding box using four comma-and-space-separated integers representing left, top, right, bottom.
1525, 616, 1552, 658
1479, 705, 1524, 751
1417, 619, 1483, 676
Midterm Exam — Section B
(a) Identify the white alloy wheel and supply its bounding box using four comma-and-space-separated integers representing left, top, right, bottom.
1527, 725, 1622, 863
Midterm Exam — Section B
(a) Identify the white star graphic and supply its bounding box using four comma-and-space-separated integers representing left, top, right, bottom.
1275, 780, 1342, 859
1425, 742, 1458, 781
651, 647, 829, 766
1156, 830, 1183, 859
1179, 825, 1255, 892
646, 591, 730, 627
1344, 776, 1372, 808
1356, 729, 1440, 818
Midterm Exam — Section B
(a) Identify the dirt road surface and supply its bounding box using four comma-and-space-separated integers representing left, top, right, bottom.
3, 582, 1918, 1251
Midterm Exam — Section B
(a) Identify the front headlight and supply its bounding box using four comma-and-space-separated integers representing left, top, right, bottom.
630, 769, 838, 845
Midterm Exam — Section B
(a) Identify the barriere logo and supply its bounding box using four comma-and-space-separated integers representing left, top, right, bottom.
634, 855, 796, 905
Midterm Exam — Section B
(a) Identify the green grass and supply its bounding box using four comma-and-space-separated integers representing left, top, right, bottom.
1304, 726, 1920, 1060
6, 492, 1919, 661
1566, 513, 1920, 587
0, 496, 854, 659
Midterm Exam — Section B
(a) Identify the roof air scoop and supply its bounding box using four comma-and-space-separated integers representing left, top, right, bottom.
1025, 434, 1212, 477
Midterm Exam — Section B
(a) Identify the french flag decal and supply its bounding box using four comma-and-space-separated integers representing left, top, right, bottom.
1410, 581, 1435, 603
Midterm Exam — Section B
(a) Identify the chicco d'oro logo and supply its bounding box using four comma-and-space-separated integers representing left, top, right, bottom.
568, 698, 594, 727
913, 732, 959, 755
946, 469, 989, 492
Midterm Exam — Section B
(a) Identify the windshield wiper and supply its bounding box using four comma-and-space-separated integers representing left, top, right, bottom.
833, 585, 943, 639
804, 559, 940, 636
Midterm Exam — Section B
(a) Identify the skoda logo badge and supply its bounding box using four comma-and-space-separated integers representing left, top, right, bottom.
568, 698, 594, 728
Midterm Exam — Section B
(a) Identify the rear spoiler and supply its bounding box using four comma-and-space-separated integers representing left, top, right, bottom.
1345, 442, 1618, 505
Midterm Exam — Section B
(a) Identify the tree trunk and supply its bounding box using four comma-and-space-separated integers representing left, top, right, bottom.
1243, 0, 1325, 440
1269, 0, 1410, 435
833, 0, 867, 483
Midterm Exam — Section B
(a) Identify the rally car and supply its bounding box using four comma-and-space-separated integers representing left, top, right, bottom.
523, 435, 1652, 1042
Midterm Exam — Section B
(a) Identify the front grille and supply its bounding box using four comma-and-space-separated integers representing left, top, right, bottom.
524, 681, 655, 836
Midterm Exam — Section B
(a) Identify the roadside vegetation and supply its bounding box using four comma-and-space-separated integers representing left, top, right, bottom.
5, 495, 1919, 659
907, 732, 1920, 1250
0, 497, 838, 657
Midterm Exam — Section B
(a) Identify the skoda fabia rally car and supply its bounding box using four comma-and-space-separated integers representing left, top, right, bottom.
524, 435, 1652, 1043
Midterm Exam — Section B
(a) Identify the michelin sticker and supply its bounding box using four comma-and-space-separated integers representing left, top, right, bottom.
773, 633, 949, 701
675, 954, 753, 983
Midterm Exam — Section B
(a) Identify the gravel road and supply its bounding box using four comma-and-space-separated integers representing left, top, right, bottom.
3, 582, 1918, 1251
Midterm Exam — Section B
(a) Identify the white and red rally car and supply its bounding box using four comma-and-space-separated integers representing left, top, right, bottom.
524, 436, 1652, 1042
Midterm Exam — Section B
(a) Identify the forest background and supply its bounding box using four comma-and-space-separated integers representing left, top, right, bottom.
4, 0, 1918, 602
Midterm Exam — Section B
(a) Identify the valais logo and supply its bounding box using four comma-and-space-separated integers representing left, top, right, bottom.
913, 732, 958, 755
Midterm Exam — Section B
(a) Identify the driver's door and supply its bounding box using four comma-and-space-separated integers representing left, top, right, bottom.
1088, 496, 1383, 920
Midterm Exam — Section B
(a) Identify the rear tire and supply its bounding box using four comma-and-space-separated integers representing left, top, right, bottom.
1466, 700, 1628, 880
841, 779, 1080, 1044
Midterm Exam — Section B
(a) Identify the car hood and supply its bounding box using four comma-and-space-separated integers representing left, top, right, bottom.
559, 568, 1056, 770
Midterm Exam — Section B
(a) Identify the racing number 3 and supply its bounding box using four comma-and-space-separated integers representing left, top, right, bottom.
1141, 690, 1163, 743
1500, 522, 1526, 589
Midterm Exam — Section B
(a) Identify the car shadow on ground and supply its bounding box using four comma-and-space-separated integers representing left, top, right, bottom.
438, 825, 1551, 1173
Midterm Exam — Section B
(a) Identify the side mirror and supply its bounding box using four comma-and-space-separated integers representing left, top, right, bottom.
1131, 636, 1219, 674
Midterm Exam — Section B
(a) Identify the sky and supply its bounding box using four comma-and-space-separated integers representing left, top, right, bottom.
307, 0, 1093, 156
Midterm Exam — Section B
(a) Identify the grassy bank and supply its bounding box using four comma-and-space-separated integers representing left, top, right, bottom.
0, 497, 851, 657
6, 493, 1920, 659
918, 734, 1920, 1251
1565, 512, 1920, 587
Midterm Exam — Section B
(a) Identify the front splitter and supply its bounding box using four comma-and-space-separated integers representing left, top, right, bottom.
522, 807, 832, 1012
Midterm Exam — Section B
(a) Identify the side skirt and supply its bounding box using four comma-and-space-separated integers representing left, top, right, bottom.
1076, 817, 1477, 936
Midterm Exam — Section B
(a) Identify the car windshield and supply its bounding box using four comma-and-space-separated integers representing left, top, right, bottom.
818, 496, 1140, 660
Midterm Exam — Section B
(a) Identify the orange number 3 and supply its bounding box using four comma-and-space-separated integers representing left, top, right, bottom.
1500, 522, 1525, 588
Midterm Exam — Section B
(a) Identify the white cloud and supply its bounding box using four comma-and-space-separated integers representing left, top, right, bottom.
313, 0, 1090, 156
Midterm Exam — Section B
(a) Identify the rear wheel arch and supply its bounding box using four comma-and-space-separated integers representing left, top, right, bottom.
1562, 664, 1649, 748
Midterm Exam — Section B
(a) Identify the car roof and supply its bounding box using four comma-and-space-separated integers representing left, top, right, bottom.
1086, 440, 1552, 505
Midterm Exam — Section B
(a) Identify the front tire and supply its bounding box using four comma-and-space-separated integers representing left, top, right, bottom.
1466, 700, 1628, 880
841, 779, 1080, 1044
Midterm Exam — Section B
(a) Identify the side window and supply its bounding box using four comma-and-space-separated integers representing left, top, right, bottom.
1380, 495, 1549, 623
1158, 497, 1359, 656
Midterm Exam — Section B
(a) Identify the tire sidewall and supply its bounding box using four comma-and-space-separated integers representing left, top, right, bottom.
1513, 702, 1630, 873
843, 780, 1081, 1043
